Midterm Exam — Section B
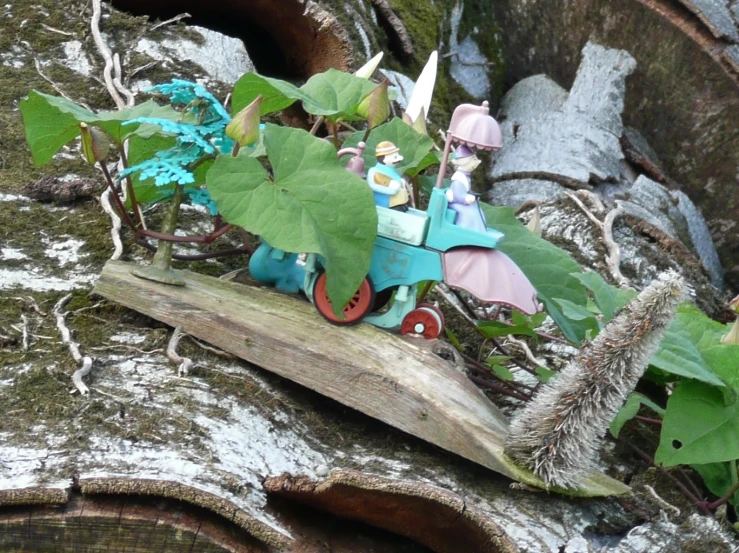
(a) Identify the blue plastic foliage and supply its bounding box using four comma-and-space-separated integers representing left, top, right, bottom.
121, 80, 234, 211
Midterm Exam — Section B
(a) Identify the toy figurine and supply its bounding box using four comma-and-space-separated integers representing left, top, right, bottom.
446, 144, 487, 232
366, 141, 410, 211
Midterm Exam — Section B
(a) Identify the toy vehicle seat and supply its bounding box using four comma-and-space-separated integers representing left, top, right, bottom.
424, 188, 504, 252
376, 206, 430, 246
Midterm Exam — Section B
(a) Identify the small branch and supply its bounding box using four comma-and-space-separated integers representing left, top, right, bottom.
113, 53, 136, 107
91, 0, 125, 109
150, 12, 191, 30
564, 192, 631, 287
53, 294, 93, 395
34, 59, 80, 106
310, 116, 325, 136
99, 188, 124, 260
505, 335, 549, 371
467, 374, 531, 402
17, 296, 47, 317
167, 327, 194, 376
705, 481, 739, 511
40, 23, 76, 36
604, 204, 630, 287
635, 415, 662, 425
126, 61, 159, 81
189, 337, 234, 359
623, 439, 711, 516
644, 484, 681, 516
20, 315, 30, 352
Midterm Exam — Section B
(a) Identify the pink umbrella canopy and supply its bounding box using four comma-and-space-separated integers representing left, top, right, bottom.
442, 247, 542, 315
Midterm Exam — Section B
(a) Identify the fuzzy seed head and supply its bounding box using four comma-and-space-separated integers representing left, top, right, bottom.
504, 270, 687, 489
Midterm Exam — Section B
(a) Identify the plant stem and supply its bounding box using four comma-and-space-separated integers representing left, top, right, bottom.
706, 480, 739, 511
731, 458, 739, 507
310, 116, 325, 135
621, 439, 712, 516
635, 415, 662, 425
151, 184, 185, 272
467, 374, 531, 402
117, 145, 143, 228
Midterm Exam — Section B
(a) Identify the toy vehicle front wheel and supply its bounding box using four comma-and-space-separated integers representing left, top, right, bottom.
313, 273, 375, 325
400, 303, 445, 339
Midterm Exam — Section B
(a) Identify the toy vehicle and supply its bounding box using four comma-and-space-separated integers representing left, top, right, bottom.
249, 102, 542, 339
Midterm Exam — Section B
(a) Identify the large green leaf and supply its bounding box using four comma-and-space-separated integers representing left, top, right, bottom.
231, 70, 376, 121
656, 380, 739, 466
231, 73, 321, 116
20, 90, 179, 165
342, 118, 437, 177
649, 304, 730, 388
572, 271, 636, 321
480, 205, 591, 343
207, 124, 377, 311
300, 69, 377, 121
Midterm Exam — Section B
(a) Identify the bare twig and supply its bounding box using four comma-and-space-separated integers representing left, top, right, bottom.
89, 344, 163, 354
127, 61, 159, 81
53, 294, 93, 395
150, 12, 191, 30
564, 191, 631, 287
113, 53, 136, 106
189, 337, 234, 359
40, 23, 76, 37
436, 283, 477, 325
505, 335, 549, 370
34, 59, 79, 105
574, 189, 606, 215
603, 203, 630, 287
13, 296, 47, 316
644, 484, 681, 516
99, 188, 124, 260
167, 327, 194, 376
20, 315, 30, 352
91, 0, 125, 109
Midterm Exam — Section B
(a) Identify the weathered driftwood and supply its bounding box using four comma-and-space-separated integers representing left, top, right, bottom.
93, 260, 629, 498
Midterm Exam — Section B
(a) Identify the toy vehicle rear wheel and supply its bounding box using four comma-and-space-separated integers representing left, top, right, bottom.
401, 304, 445, 339
313, 273, 375, 325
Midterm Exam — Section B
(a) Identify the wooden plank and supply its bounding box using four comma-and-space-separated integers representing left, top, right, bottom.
94, 260, 629, 497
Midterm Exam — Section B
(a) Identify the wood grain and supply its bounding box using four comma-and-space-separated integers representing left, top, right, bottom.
94, 260, 630, 498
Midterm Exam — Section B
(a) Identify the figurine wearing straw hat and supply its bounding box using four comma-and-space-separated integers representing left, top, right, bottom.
366, 141, 410, 211
445, 144, 487, 231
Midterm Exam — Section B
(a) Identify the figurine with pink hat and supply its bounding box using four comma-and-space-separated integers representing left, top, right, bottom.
445, 144, 487, 231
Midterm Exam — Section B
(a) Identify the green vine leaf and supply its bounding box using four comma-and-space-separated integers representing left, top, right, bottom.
206, 123, 377, 312
232, 69, 377, 121
571, 271, 636, 321
656, 380, 739, 466
649, 304, 730, 388
480, 204, 591, 344
300, 69, 377, 121
341, 118, 438, 177
231, 73, 322, 116
610, 392, 665, 438
20, 90, 178, 165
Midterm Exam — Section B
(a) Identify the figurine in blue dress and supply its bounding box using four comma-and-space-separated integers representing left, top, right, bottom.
445, 144, 487, 231
366, 141, 410, 211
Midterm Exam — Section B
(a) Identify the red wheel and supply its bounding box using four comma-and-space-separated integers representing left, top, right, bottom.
313, 273, 375, 325
417, 303, 445, 330
401, 305, 444, 339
